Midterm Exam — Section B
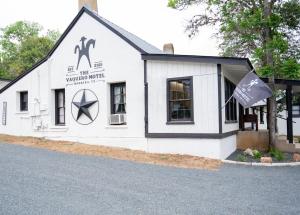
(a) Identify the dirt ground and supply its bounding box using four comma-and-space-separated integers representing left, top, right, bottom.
0, 134, 221, 170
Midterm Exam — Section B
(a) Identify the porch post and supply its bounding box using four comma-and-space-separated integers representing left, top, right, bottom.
267, 98, 270, 130
286, 84, 293, 144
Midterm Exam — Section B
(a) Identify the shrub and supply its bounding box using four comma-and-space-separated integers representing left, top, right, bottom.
253, 150, 262, 159
270, 148, 285, 161
237, 154, 247, 162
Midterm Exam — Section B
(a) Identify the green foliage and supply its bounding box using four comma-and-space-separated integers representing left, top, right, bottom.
269, 148, 285, 161
253, 150, 262, 159
237, 154, 247, 162
168, 0, 300, 79
0, 21, 60, 79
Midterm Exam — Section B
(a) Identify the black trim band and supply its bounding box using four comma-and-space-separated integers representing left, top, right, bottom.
146, 130, 238, 139
217, 64, 223, 134
142, 54, 253, 71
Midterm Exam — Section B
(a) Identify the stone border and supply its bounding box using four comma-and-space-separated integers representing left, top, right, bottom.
222, 159, 300, 167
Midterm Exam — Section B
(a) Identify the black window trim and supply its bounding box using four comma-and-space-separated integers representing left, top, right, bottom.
166, 76, 194, 124
110, 82, 126, 114
55, 89, 65, 126
19, 91, 28, 112
224, 77, 237, 124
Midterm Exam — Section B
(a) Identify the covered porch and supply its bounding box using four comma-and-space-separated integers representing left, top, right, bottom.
237, 78, 300, 152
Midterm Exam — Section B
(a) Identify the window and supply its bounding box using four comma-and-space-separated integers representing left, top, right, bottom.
260, 106, 264, 124
55, 89, 65, 125
111, 83, 126, 114
292, 93, 300, 117
20, 91, 28, 111
167, 77, 193, 123
225, 78, 237, 122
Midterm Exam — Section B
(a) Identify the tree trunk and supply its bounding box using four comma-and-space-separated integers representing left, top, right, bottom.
263, 0, 276, 148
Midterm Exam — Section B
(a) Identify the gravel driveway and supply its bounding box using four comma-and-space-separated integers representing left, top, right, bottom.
0, 143, 299, 215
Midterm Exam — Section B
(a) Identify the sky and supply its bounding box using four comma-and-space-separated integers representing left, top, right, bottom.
0, 0, 219, 55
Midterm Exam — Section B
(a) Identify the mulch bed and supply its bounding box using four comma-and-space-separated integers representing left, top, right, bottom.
227, 149, 294, 163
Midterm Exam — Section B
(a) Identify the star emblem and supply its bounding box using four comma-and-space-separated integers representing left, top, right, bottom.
72, 90, 97, 121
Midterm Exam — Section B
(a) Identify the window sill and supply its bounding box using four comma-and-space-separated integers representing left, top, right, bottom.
225, 120, 238, 124
49, 126, 69, 131
105, 125, 128, 129
15, 111, 29, 115
166, 121, 194, 125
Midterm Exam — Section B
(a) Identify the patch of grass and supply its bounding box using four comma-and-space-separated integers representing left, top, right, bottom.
253, 150, 262, 159
237, 154, 247, 162
270, 148, 285, 161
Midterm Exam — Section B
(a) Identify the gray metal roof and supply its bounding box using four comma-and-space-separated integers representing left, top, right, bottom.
93, 12, 163, 54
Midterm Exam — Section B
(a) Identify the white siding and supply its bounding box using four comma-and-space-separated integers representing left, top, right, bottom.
147, 61, 219, 134
0, 12, 147, 151
277, 111, 300, 136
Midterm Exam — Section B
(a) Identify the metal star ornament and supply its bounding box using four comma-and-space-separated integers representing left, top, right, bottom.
72, 90, 97, 121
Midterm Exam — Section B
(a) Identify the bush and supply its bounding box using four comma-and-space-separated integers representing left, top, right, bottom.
270, 148, 285, 161
237, 154, 247, 162
253, 150, 262, 159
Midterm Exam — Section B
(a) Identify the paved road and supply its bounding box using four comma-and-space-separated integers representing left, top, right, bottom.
0, 143, 299, 215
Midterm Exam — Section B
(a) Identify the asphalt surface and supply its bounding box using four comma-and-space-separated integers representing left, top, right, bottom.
0, 143, 299, 215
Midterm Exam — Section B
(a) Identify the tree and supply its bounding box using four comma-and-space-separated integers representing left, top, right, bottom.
0, 21, 60, 79
168, 0, 300, 147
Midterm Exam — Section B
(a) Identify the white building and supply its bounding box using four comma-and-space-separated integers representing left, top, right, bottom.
1, 5, 297, 159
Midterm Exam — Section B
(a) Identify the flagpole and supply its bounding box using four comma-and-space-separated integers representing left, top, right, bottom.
221, 94, 234, 109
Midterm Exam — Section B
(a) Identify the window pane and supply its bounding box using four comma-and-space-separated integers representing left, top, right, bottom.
111, 83, 126, 114
168, 78, 193, 122
58, 92, 64, 107
114, 95, 121, 104
114, 86, 121, 95
55, 89, 65, 125
225, 79, 237, 121
59, 115, 65, 124
20, 92, 28, 111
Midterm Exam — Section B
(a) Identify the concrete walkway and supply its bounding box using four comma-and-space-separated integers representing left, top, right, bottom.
0, 143, 299, 215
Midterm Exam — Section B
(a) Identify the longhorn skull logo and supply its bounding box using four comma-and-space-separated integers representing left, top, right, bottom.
242, 79, 259, 92
74, 36, 96, 70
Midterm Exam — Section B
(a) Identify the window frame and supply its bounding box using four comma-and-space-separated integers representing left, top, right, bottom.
55, 89, 65, 126
166, 76, 194, 124
110, 82, 126, 114
224, 78, 237, 123
19, 91, 28, 112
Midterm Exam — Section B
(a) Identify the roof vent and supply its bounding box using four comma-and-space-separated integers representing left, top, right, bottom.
163, 43, 174, 54
79, 0, 98, 13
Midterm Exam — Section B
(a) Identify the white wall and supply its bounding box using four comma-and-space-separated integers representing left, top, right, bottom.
147, 135, 236, 159
0, 12, 147, 151
147, 61, 219, 134
277, 110, 300, 136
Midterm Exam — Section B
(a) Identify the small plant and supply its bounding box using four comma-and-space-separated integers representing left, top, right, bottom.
237, 154, 247, 162
253, 150, 262, 159
270, 148, 285, 161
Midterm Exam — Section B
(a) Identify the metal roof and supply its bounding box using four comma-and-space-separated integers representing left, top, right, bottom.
94, 13, 162, 54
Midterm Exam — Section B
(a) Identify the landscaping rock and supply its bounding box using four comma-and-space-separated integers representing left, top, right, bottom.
292, 153, 300, 162
260, 157, 272, 163
244, 148, 254, 157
